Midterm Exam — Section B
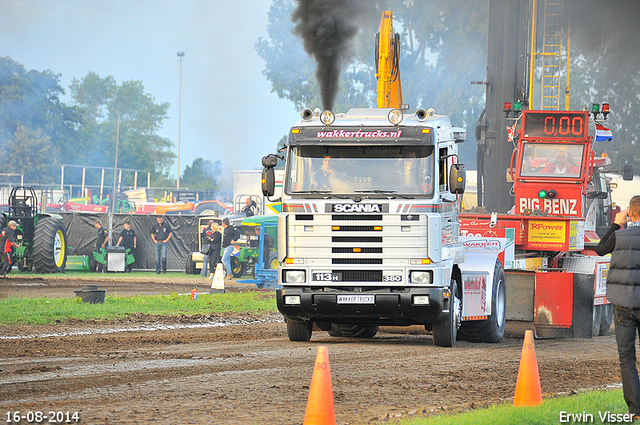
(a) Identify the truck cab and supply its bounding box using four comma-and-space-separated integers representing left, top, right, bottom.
261, 108, 505, 346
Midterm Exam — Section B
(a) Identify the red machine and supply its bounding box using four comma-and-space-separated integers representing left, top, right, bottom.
461, 109, 615, 338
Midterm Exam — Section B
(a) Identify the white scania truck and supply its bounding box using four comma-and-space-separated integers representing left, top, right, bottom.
261, 107, 507, 346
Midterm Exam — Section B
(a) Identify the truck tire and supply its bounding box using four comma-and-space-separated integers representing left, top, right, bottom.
432, 278, 461, 347
286, 318, 313, 341
328, 324, 379, 338
185, 255, 197, 275
458, 260, 507, 343
592, 304, 602, 337
32, 217, 67, 273
231, 257, 247, 278
598, 304, 613, 336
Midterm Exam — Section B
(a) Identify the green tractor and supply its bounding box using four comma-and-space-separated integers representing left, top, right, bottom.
230, 215, 279, 278
2, 186, 67, 273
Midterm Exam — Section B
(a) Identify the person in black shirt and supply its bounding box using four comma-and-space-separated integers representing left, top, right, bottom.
0, 220, 19, 276
221, 218, 240, 279
207, 221, 222, 275
94, 219, 109, 273
116, 221, 136, 272
151, 216, 173, 274
242, 197, 257, 217
596, 196, 640, 419
200, 220, 214, 277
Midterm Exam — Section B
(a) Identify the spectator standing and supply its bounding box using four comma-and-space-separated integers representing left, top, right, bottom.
151, 216, 173, 274
115, 221, 137, 272
221, 218, 240, 279
200, 220, 214, 277
94, 219, 109, 273
0, 221, 19, 276
207, 221, 222, 276
242, 197, 257, 217
596, 195, 640, 419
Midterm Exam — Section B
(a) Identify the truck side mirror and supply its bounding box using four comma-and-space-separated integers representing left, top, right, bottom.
262, 155, 279, 168
262, 167, 275, 197
449, 164, 466, 194
623, 164, 634, 181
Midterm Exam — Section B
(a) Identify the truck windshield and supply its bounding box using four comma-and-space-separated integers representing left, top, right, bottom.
520, 142, 584, 178
285, 145, 434, 196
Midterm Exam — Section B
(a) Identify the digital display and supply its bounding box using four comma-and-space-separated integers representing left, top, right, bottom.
522, 111, 588, 140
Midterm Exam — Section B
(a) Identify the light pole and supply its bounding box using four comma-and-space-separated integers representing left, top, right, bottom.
177, 51, 184, 189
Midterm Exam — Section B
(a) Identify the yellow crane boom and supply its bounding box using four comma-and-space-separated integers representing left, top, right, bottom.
375, 11, 403, 109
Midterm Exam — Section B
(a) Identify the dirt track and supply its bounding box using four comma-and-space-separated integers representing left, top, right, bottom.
0, 275, 624, 425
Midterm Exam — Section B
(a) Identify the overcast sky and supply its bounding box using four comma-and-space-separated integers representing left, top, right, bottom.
0, 0, 299, 181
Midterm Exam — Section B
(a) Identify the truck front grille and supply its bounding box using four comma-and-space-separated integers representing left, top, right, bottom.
332, 236, 383, 243
332, 258, 383, 265
288, 212, 429, 281
332, 269, 383, 282
332, 247, 383, 254
332, 215, 382, 221
333, 226, 379, 232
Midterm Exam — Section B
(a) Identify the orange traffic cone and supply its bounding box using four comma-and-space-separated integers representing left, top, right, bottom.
513, 330, 543, 406
303, 346, 336, 425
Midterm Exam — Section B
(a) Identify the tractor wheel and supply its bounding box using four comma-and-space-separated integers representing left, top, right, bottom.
185, 255, 197, 275
89, 254, 98, 272
32, 217, 67, 273
231, 257, 247, 278
268, 252, 280, 270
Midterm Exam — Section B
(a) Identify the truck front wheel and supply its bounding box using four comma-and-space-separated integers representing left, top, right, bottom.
431, 278, 461, 347
286, 318, 313, 341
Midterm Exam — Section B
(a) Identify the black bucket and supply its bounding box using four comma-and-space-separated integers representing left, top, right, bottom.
74, 285, 106, 304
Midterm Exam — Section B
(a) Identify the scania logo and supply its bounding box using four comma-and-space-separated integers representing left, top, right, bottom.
332, 204, 382, 213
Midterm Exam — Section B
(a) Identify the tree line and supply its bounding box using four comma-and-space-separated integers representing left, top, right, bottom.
257, 0, 640, 171
0, 57, 219, 191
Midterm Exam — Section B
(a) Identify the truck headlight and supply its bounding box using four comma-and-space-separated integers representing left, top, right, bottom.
285, 270, 306, 284
410, 271, 431, 284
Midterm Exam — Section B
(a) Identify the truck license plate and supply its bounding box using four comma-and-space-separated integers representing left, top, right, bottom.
337, 295, 375, 304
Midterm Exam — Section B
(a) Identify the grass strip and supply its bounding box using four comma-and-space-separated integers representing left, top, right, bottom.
0, 292, 278, 325
397, 388, 627, 425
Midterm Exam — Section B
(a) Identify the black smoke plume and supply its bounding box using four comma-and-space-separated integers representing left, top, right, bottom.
292, 0, 364, 111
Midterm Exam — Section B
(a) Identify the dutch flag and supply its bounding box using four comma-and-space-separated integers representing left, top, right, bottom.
595, 124, 613, 142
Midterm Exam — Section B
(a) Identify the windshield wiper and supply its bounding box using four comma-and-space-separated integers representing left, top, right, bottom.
290, 190, 349, 199
291, 190, 332, 194
354, 190, 414, 199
